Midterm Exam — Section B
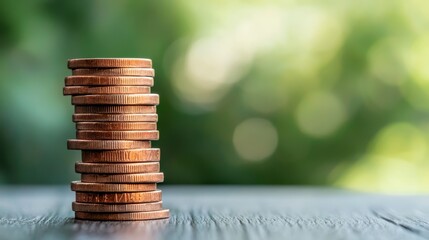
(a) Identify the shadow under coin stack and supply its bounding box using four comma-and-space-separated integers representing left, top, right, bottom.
63, 58, 169, 221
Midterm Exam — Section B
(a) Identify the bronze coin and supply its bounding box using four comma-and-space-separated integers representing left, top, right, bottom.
72, 94, 159, 105
68, 58, 152, 69
75, 105, 156, 114
82, 148, 160, 163
75, 162, 160, 174
75, 190, 162, 203
72, 201, 163, 213
75, 209, 170, 221
76, 122, 157, 131
63, 86, 150, 95
71, 181, 157, 192
72, 114, 158, 122
76, 130, 159, 140
81, 172, 164, 183
65, 76, 154, 86
67, 140, 151, 150
72, 68, 155, 76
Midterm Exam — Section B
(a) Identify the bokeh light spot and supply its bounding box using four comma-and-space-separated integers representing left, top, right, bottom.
170, 35, 249, 111
233, 118, 278, 162
368, 37, 407, 86
295, 91, 347, 138
371, 122, 427, 161
185, 36, 240, 91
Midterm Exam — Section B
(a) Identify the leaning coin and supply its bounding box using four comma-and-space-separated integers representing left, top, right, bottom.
63, 86, 150, 95
76, 122, 157, 131
71, 181, 157, 192
72, 94, 159, 105
65, 76, 154, 86
72, 201, 162, 213
74, 105, 156, 114
81, 148, 160, 162
72, 68, 154, 76
73, 114, 158, 122
75, 162, 160, 174
81, 173, 164, 183
75, 190, 162, 203
67, 139, 150, 150
75, 209, 170, 221
76, 130, 159, 140
68, 58, 152, 69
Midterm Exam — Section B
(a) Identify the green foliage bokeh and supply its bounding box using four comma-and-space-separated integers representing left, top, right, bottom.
1, 0, 429, 192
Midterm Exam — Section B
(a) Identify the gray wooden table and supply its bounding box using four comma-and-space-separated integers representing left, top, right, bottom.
0, 186, 428, 240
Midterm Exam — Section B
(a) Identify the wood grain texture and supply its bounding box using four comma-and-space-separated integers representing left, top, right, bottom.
0, 186, 428, 240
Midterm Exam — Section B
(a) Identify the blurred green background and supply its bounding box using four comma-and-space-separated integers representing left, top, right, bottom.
1, 0, 429, 193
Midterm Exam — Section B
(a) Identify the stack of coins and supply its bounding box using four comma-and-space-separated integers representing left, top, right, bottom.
63, 58, 169, 221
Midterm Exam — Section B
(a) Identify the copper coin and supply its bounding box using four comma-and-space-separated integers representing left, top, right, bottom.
81, 173, 164, 183
71, 181, 157, 192
75, 162, 160, 174
72, 68, 155, 76
72, 201, 163, 213
65, 76, 154, 86
72, 94, 159, 105
68, 58, 152, 69
75, 105, 156, 114
76, 122, 157, 131
71, 113, 157, 123
75, 209, 170, 221
63, 86, 150, 95
75, 190, 162, 203
76, 130, 159, 140
72, 114, 158, 122
67, 140, 150, 150
82, 148, 160, 163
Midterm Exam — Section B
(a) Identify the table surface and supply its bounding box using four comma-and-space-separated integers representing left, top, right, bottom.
1, 186, 429, 240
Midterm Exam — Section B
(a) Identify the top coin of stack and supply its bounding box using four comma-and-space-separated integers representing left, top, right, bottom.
64, 58, 169, 221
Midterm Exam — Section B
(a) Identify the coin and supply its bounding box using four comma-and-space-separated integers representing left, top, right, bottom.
76, 130, 159, 140
75, 162, 160, 174
72, 201, 163, 213
75, 209, 170, 221
72, 68, 155, 76
67, 140, 151, 150
81, 148, 160, 162
73, 114, 158, 122
81, 172, 164, 183
71, 181, 157, 192
75, 190, 162, 203
75, 105, 156, 114
65, 76, 154, 86
76, 122, 157, 131
68, 58, 152, 69
63, 86, 150, 95
72, 94, 159, 105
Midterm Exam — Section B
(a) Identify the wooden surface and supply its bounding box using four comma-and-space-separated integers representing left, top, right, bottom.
1, 186, 429, 240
